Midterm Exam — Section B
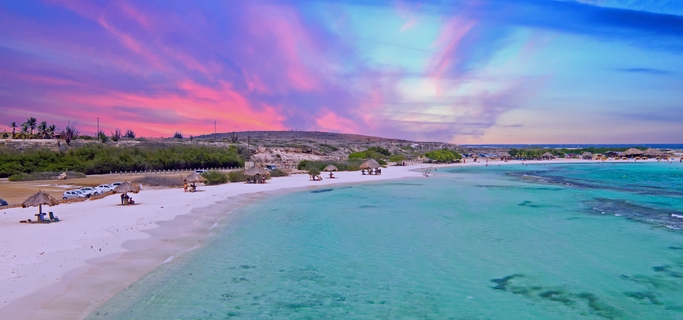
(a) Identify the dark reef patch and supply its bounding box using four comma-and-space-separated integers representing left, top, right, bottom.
490, 274, 620, 319
311, 189, 334, 194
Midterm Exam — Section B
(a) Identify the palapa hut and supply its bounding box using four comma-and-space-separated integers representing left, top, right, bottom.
499, 152, 511, 161
323, 164, 338, 179
244, 166, 270, 183
359, 159, 381, 175
643, 148, 663, 159
21, 191, 60, 223
581, 152, 593, 160
113, 182, 141, 205
623, 148, 644, 158
185, 172, 207, 192
541, 152, 556, 160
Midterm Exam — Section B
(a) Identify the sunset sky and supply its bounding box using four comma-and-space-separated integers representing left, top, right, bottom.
1, 0, 682, 143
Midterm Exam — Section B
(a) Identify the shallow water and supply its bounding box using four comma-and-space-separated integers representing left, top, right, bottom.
89, 162, 683, 319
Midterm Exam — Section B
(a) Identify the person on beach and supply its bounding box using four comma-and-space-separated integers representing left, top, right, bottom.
183, 179, 188, 192
120, 193, 125, 205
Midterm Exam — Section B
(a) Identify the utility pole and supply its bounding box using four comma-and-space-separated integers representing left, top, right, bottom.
97, 117, 100, 142
214, 121, 217, 141
247, 135, 250, 161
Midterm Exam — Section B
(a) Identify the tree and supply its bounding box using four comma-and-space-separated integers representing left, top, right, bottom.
10, 122, 16, 139
424, 149, 461, 163
20, 122, 29, 139
124, 129, 135, 139
37, 121, 48, 139
230, 131, 239, 143
27, 117, 37, 138
61, 120, 79, 145
173, 131, 183, 139
47, 124, 56, 138
98, 130, 109, 143
111, 128, 122, 142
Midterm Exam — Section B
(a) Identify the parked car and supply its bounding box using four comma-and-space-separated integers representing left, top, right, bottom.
96, 184, 114, 193
194, 170, 207, 174
265, 165, 277, 171
111, 182, 123, 187
63, 190, 87, 199
0, 198, 8, 206
79, 187, 99, 198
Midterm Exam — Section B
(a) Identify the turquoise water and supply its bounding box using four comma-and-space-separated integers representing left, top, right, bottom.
89, 162, 683, 319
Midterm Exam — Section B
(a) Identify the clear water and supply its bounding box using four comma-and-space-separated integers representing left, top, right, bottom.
89, 162, 683, 319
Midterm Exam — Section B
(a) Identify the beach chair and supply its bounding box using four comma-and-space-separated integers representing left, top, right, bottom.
247, 178, 253, 184
49, 212, 59, 222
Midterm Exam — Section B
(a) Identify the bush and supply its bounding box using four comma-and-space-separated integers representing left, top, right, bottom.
134, 175, 184, 187
296, 160, 363, 172
308, 168, 320, 176
202, 170, 228, 185
269, 169, 288, 177
424, 150, 461, 163
228, 171, 249, 183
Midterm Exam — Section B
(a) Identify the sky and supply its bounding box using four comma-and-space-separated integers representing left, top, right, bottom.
1, 0, 682, 144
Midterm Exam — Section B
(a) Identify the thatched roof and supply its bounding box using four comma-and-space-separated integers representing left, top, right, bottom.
623, 148, 644, 156
244, 166, 270, 176
323, 164, 338, 172
499, 152, 510, 157
643, 148, 663, 156
581, 152, 592, 156
185, 172, 207, 183
359, 159, 381, 169
542, 152, 555, 157
113, 182, 141, 194
22, 191, 59, 208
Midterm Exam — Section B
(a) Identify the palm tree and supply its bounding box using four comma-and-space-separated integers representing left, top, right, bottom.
20, 122, 29, 139
27, 117, 37, 138
38, 121, 48, 139
10, 122, 16, 139
47, 124, 56, 139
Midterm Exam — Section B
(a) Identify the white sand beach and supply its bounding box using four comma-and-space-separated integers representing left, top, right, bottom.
0, 158, 648, 319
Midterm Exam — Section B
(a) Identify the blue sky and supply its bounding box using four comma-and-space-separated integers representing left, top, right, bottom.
0, 0, 681, 143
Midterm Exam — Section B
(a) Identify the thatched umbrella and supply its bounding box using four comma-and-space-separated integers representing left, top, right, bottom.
185, 172, 207, 183
113, 182, 141, 194
323, 165, 338, 172
643, 148, 662, 157
581, 152, 592, 159
244, 166, 270, 176
22, 191, 59, 218
359, 159, 380, 169
542, 152, 555, 159
623, 148, 644, 156
244, 166, 270, 183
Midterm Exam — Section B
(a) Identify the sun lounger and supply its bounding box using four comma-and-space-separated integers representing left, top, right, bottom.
49, 212, 59, 222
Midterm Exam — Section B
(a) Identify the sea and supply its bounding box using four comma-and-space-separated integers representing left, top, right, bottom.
460, 144, 683, 150
88, 161, 683, 319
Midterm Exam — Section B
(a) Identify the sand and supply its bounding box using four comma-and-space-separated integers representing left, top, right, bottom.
0, 158, 642, 319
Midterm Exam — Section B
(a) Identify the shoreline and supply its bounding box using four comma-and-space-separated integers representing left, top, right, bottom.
0, 158, 669, 319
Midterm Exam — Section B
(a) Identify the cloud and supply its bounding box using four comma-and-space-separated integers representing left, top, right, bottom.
615, 67, 675, 75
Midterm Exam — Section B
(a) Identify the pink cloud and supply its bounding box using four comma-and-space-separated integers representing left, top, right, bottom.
428, 17, 476, 95
314, 109, 359, 134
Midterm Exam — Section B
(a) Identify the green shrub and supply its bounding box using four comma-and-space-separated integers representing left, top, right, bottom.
424, 150, 461, 163
228, 171, 249, 182
134, 175, 184, 187
269, 169, 288, 177
308, 168, 320, 176
389, 155, 406, 163
202, 170, 228, 185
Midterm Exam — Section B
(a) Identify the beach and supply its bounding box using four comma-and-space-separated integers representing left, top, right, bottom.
0, 162, 450, 319
0, 158, 674, 319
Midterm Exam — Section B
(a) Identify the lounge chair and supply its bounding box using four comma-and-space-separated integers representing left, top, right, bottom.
247, 178, 253, 184
49, 212, 59, 222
